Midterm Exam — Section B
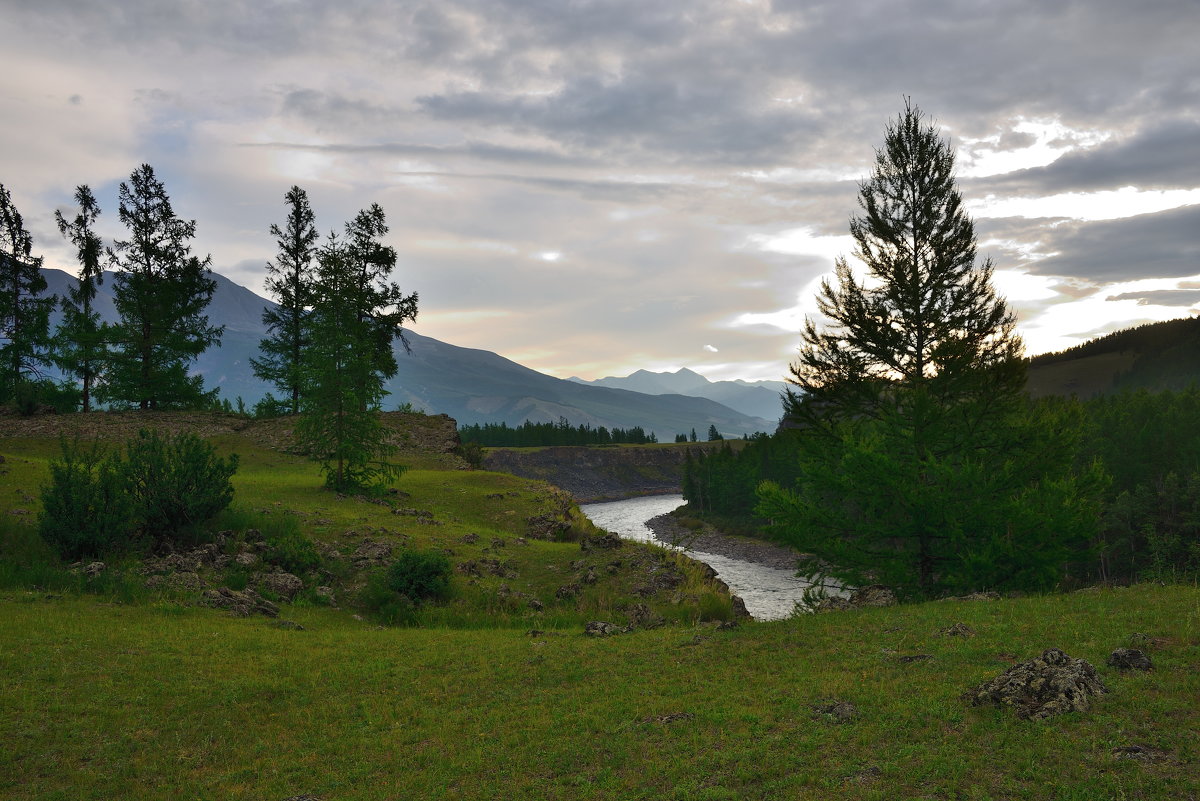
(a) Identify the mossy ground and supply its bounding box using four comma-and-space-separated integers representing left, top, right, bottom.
1, 415, 1198, 799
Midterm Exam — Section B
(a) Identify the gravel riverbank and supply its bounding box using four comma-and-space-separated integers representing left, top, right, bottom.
645, 513, 804, 571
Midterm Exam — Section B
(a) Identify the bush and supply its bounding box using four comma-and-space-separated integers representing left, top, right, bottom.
121, 429, 239, 549
361, 549, 453, 624
38, 437, 135, 559
264, 525, 321, 574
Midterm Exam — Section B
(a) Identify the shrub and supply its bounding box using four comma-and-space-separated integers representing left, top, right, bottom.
264, 525, 321, 574
121, 429, 239, 549
361, 549, 453, 624
38, 437, 136, 559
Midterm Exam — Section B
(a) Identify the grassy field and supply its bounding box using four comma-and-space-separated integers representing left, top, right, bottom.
1, 414, 1199, 799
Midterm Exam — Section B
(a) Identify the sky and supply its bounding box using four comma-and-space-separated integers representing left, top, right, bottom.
2, 0, 1198, 383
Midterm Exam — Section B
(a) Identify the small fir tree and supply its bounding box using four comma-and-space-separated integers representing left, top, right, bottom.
102, 164, 223, 409
252, 185, 318, 414
53, 185, 109, 412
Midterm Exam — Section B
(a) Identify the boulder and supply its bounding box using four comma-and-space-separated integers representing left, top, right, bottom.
351, 538, 393, 569
259, 571, 304, 601
234, 552, 259, 568
730, 595, 751, 619
812, 699, 860, 723
1107, 648, 1152, 671
584, 621, 626, 637
581, 532, 622, 551
83, 562, 106, 578
963, 648, 1108, 720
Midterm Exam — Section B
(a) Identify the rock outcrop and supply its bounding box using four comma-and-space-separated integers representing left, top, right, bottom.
964, 648, 1108, 719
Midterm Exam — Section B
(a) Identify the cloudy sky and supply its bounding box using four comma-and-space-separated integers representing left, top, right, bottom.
2, 0, 1198, 382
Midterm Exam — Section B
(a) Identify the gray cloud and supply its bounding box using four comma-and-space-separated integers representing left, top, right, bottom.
1028, 205, 1200, 281
973, 119, 1200, 195
1106, 289, 1200, 307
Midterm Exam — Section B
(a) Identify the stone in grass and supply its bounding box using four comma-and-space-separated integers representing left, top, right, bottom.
584, 621, 629, 637
963, 648, 1108, 720
1107, 648, 1153, 671
259, 571, 304, 601
201, 587, 280, 618
1111, 745, 1171, 763
937, 622, 976, 638
812, 699, 860, 723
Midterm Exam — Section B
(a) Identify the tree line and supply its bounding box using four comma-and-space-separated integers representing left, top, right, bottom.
458, 418, 658, 447
0, 168, 417, 492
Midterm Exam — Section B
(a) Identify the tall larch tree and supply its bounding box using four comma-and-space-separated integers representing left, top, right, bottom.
0, 182, 54, 406
294, 231, 414, 492
102, 164, 223, 410
53, 184, 108, 412
343, 204, 418, 410
252, 185, 318, 414
757, 101, 1103, 599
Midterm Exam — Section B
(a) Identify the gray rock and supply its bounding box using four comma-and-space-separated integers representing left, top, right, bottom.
812, 699, 860, 723
233, 552, 259, 567
964, 648, 1108, 719
581, 532, 622, 551
351, 538, 393, 569
937, 622, 976, 638
83, 561, 106, 577
555, 582, 580, 600
314, 586, 337, 607
527, 598, 545, 612
730, 595, 751, 619
584, 621, 627, 637
1107, 648, 1153, 671
259, 571, 304, 601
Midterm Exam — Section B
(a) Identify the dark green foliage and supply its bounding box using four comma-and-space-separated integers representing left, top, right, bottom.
1032, 316, 1200, 393
252, 392, 292, 419
119, 429, 239, 549
263, 524, 321, 574
360, 549, 453, 625
253, 186, 317, 415
706, 425, 723, 441
38, 438, 135, 560
295, 229, 412, 492
384, 549, 453, 603
458, 418, 658, 447
101, 164, 223, 410
0, 182, 54, 406
52, 185, 108, 412
456, 440, 484, 469
674, 433, 688, 443
758, 103, 1100, 598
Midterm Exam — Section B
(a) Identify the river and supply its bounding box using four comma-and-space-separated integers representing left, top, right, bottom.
578, 494, 826, 621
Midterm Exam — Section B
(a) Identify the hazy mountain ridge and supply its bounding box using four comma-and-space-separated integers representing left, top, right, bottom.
39, 268, 772, 439
569, 368, 788, 422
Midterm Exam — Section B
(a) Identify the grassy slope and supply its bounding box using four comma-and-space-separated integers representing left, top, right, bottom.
1, 416, 1199, 799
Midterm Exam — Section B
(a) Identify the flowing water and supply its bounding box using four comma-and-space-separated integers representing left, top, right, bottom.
578, 494, 826, 621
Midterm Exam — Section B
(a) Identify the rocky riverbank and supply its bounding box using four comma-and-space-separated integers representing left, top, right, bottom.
645, 512, 804, 571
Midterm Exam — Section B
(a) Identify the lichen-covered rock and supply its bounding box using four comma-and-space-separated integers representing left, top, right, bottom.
1107, 648, 1153, 671
584, 621, 627, 637
627, 603, 666, 629
234, 552, 259, 568
964, 648, 1108, 720
83, 561, 106, 578
201, 587, 280, 618
351, 538, 393, 569
259, 571, 304, 601
555, 582, 580, 600
812, 699, 860, 723
937, 622, 976, 638
581, 532, 622, 551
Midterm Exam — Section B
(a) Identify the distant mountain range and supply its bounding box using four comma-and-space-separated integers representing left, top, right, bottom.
39, 268, 775, 439
568, 368, 787, 422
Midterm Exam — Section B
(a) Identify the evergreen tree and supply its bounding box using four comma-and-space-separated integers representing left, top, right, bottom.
757, 102, 1102, 598
53, 185, 109, 412
252, 185, 317, 414
0, 183, 54, 405
707, 424, 723, 441
295, 232, 415, 492
342, 204, 418, 409
101, 164, 223, 409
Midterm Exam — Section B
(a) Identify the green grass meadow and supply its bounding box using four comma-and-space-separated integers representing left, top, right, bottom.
2, 420, 1199, 799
